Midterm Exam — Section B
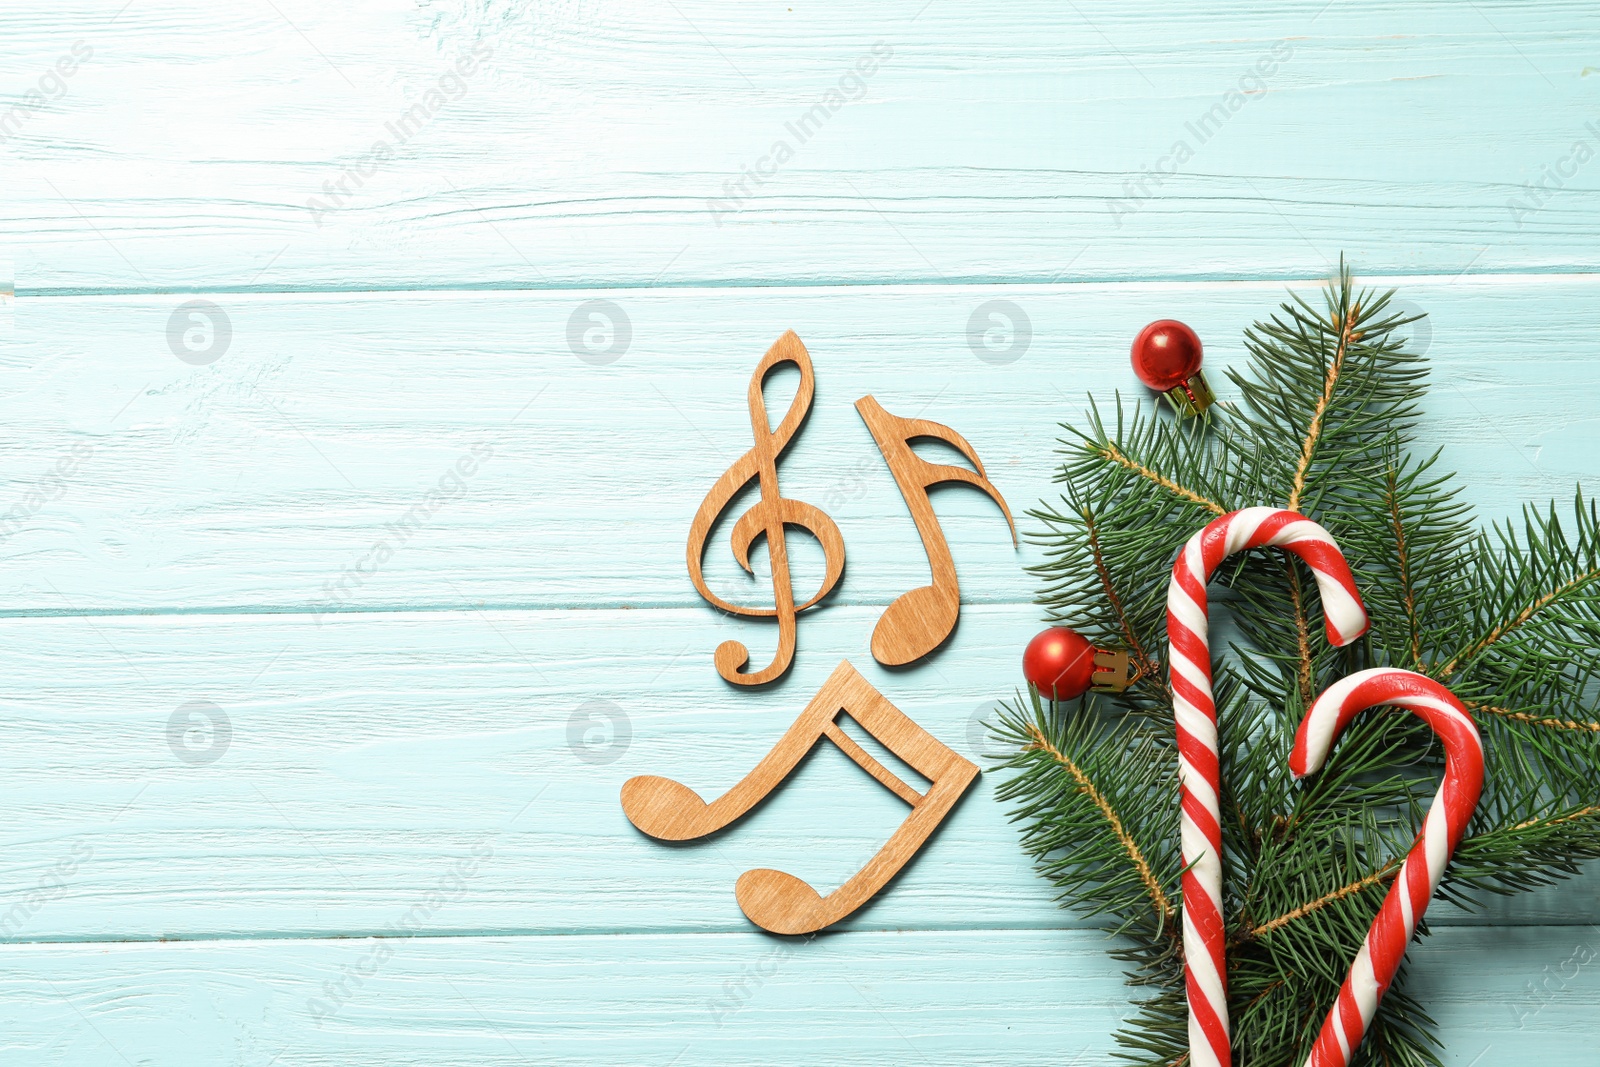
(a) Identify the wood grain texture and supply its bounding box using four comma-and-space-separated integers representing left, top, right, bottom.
4, 1, 1600, 292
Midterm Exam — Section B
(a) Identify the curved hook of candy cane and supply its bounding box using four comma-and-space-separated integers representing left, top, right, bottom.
1168, 507, 1370, 1067
1290, 668, 1485, 1067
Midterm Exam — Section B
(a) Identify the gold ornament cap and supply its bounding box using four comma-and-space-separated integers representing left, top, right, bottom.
1163, 370, 1215, 418
1090, 648, 1132, 693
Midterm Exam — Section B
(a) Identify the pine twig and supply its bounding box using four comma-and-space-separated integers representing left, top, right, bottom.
1438, 567, 1600, 677
1284, 557, 1315, 702
1243, 858, 1403, 943
1089, 441, 1226, 516
1466, 702, 1600, 733
1511, 805, 1600, 832
1082, 502, 1166, 695
1385, 465, 1424, 668
1023, 723, 1176, 925
1285, 300, 1357, 514
1276, 294, 1359, 701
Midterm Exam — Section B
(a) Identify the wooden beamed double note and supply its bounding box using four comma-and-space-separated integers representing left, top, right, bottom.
856, 395, 1016, 666
620, 660, 979, 935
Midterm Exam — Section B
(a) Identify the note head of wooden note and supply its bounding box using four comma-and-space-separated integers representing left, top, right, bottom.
869, 582, 959, 667
620, 775, 715, 841
735, 868, 825, 936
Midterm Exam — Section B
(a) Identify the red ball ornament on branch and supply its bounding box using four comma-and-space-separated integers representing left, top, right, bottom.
1131, 319, 1215, 417
1022, 626, 1131, 700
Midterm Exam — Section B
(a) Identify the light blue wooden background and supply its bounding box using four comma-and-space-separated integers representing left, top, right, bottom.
3, 1, 1600, 1063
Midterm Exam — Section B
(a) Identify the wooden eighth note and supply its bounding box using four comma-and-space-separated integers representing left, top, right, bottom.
686, 332, 846, 686
619, 660, 978, 935
855, 396, 1016, 666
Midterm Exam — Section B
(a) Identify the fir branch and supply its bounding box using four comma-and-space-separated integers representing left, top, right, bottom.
1437, 495, 1600, 686
1023, 722, 1177, 925
1348, 444, 1476, 672
1028, 398, 1228, 718
1439, 565, 1600, 678
1088, 440, 1227, 515
1284, 557, 1315, 703
1243, 858, 1402, 943
1385, 465, 1424, 668
1438, 803, 1600, 906
1081, 502, 1167, 694
1466, 701, 1600, 733
1512, 805, 1600, 832
1286, 297, 1358, 514
994, 690, 1184, 949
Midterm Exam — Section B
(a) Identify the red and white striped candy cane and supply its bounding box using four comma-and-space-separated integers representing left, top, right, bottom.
1168, 507, 1370, 1067
1292, 668, 1484, 1067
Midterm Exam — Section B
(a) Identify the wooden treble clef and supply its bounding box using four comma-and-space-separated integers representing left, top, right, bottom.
687, 331, 846, 686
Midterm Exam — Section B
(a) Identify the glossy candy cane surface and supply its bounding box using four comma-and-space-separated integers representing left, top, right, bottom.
1291, 669, 1485, 1067
1167, 507, 1370, 1067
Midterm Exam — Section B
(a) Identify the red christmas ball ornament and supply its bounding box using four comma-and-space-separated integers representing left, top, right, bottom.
1022, 626, 1130, 701
1131, 319, 1215, 417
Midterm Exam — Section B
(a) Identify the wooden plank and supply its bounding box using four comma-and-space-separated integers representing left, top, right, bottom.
5, 1, 1600, 291
0, 926, 1592, 1064
0, 604, 1594, 943
2, 276, 1594, 615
